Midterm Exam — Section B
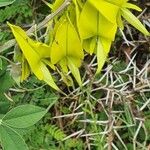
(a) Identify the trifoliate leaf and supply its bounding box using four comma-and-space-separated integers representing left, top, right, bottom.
8, 23, 59, 91
79, 2, 117, 40
51, 19, 83, 85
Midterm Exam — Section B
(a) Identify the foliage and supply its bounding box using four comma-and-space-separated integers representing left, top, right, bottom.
8, 23, 59, 91
8, 0, 149, 90
0, 104, 47, 150
0, 59, 14, 114
0, 0, 15, 8
0, 0, 150, 150
0, 0, 32, 24
0, 0, 32, 46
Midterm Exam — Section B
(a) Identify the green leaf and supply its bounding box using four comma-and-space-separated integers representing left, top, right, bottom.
51, 19, 83, 85
0, 114, 4, 119
2, 105, 47, 128
123, 3, 142, 11
0, 0, 15, 7
0, 99, 10, 114
68, 58, 82, 86
88, 0, 119, 23
121, 8, 149, 36
51, 19, 83, 65
79, 2, 117, 40
0, 71, 14, 94
72, 0, 80, 29
27, 38, 52, 59
117, 11, 124, 29
83, 37, 97, 55
0, 125, 28, 150
8, 23, 59, 91
96, 37, 112, 74
21, 56, 30, 81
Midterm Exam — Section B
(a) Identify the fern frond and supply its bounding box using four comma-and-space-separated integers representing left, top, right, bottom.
47, 125, 66, 141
